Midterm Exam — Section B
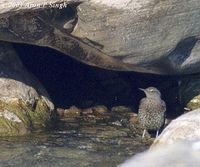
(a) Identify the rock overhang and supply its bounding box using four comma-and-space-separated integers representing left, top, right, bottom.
1, 0, 200, 75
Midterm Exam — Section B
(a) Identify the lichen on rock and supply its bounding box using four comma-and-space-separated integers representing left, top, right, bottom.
0, 98, 51, 136
186, 95, 200, 111
0, 42, 54, 136
180, 75, 200, 110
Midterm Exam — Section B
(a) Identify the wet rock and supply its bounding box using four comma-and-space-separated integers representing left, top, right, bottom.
56, 104, 149, 138
82, 108, 93, 115
82, 105, 111, 123
82, 114, 111, 124
152, 109, 200, 148
63, 106, 81, 118
111, 106, 133, 114
57, 106, 81, 118
82, 105, 108, 115
119, 141, 200, 167
0, 42, 54, 136
91, 105, 108, 115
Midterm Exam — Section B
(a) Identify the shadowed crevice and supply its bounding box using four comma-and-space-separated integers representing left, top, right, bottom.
13, 43, 181, 119
153, 37, 199, 74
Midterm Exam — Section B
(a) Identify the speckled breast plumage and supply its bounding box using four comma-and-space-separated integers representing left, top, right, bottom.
138, 98, 166, 130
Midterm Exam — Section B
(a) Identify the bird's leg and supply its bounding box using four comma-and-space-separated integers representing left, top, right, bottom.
142, 129, 146, 138
156, 130, 159, 138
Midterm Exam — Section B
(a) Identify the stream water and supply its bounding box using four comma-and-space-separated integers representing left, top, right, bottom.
0, 119, 150, 167
1, 44, 175, 166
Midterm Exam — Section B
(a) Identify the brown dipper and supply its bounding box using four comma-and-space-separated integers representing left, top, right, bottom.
138, 87, 166, 138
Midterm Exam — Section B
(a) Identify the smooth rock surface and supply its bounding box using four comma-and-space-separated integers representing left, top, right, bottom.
151, 109, 200, 147
0, 0, 200, 74
74, 0, 200, 74
119, 141, 200, 167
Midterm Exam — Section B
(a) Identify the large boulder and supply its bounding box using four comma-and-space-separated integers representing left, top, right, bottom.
0, 42, 54, 136
119, 141, 200, 167
151, 109, 200, 147
0, 0, 200, 74
74, 0, 200, 74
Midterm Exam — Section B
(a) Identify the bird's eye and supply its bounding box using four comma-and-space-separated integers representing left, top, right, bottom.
149, 89, 154, 92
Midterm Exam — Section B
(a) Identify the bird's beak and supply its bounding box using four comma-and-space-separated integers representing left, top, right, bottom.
139, 88, 145, 91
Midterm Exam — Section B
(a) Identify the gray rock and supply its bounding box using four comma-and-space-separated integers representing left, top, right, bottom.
119, 141, 200, 167
0, 42, 54, 136
152, 109, 200, 147
0, 0, 200, 74
74, 0, 200, 74
0, 42, 54, 110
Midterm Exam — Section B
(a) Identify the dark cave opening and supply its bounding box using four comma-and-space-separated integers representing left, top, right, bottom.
13, 43, 182, 119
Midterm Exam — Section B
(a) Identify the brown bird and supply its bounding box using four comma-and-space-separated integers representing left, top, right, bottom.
138, 87, 166, 138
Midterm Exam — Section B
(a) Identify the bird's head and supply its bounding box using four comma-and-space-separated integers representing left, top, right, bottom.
139, 87, 161, 99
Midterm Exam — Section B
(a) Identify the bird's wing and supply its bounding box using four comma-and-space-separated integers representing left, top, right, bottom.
138, 98, 147, 113
139, 98, 146, 105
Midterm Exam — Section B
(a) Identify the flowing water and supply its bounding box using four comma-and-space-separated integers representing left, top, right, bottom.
0, 119, 150, 167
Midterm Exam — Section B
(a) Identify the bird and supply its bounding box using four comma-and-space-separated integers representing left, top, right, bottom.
138, 87, 166, 138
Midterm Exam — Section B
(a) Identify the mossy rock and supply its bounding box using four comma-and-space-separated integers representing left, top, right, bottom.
180, 76, 200, 110
0, 98, 51, 136
186, 95, 200, 110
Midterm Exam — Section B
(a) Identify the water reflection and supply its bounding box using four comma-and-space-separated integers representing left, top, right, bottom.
0, 120, 150, 167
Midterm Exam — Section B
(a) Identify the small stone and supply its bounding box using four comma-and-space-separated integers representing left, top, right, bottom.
82, 105, 110, 122
82, 105, 108, 115
82, 108, 93, 115
111, 106, 133, 113
91, 105, 108, 115
63, 106, 81, 118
